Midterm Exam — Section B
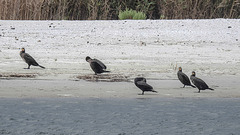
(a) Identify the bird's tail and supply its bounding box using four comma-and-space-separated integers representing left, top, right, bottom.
191, 85, 196, 88
208, 88, 214, 91
104, 70, 110, 73
39, 65, 45, 69
152, 90, 158, 93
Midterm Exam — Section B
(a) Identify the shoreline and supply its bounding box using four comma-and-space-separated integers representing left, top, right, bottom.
1, 75, 240, 98
0, 19, 240, 98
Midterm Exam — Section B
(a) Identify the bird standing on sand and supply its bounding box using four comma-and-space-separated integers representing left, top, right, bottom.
20, 48, 45, 69
177, 67, 195, 88
190, 71, 214, 93
134, 77, 157, 95
86, 56, 110, 75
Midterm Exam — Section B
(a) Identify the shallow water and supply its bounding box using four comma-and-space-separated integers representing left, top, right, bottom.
0, 97, 240, 135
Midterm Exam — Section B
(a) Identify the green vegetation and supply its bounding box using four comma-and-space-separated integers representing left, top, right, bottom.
0, 0, 239, 20
118, 9, 137, 20
118, 9, 146, 20
133, 12, 147, 20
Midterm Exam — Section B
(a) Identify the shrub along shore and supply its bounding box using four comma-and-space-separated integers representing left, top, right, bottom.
0, 0, 239, 20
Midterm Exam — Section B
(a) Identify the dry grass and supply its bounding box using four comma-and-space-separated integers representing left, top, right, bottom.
157, 0, 240, 19
0, 0, 239, 20
0, 0, 44, 20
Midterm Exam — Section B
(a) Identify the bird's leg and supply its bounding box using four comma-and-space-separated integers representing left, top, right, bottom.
24, 65, 30, 69
183, 85, 185, 88
198, 90, 201, 93
142, 91, 144, 95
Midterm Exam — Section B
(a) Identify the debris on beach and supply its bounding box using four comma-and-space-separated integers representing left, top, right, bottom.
76, 74, 130, 82
0, 73, 36, 78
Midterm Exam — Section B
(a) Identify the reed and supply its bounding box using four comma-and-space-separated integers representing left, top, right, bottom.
0, 0, 239, 20
156, 0, 240, 19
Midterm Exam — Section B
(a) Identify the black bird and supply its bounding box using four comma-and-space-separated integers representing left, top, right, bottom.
190, 71, 214, 93
86, 56, 110, 75
20, 48, 45, 69
177, 67, 195, 88
134, 77, 157, 95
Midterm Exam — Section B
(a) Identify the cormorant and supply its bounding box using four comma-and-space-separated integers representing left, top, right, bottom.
134, 77, 157, 95
190, 71, 214, 93
86, 56, 110, 75
177, 67, 195, 88
20, 48, 45, 69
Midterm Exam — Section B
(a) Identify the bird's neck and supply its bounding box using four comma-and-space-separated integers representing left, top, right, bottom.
20, 51, 25, 56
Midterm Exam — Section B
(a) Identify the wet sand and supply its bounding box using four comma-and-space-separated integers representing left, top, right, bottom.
0, 74, 240, 98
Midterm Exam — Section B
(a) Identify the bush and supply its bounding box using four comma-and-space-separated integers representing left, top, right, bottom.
133, 12, 147, 20
118, 9, 146, 20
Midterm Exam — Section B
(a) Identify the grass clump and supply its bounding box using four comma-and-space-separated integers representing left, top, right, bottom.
133, 12, 147, 20
118, 9, 146, 20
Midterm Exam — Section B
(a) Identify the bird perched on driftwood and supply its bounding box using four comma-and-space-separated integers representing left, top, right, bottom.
177, 67, 195, 88
134, 77, 157, 95
86, 56, 110, 75
20, 48, 45, 69
190, 71, 214, 93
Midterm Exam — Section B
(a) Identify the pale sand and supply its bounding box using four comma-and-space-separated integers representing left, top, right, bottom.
0, 75, 239, 98
0, 19, 240, 98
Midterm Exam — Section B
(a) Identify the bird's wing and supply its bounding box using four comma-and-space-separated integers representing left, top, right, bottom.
136, 81, 153, 90
90, 61, 104, 72
177, 72, 184, 83
192, 77, 208, 89
178, 72, 190, 83
93, 59, 107, 69
23, 53, 37, 63
182, 73, 191, 83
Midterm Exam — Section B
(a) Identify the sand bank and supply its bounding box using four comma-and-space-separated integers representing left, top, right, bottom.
0, 19, 240, 98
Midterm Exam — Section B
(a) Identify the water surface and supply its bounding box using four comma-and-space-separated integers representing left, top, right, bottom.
0, 97, 239, 135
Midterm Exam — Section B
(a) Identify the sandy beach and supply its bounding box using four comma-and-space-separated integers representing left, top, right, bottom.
1, 19, 240, 134
0, 19, 240, 98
